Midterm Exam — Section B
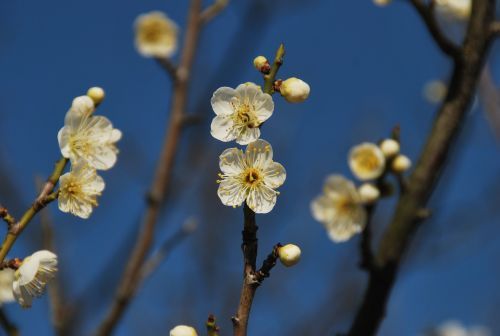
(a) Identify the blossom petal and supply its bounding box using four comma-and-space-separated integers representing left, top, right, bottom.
323, 175, 359, 201
246, 185, 277, 214
245, 139, 273, 169
217, 177, 247, 207
236, 127, 260, 145
211, 87, 238, 116
219, 148, 245, 176
263, 162, 286, 189
210, 115, 237, 142
310, 195, 335, 223
326, 208, 366, 243
253, 93, 274, 122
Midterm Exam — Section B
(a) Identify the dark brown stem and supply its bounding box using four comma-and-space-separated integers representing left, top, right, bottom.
409, 0, 461, 59
232, 204, 258, 336
359, 205, 375, 271
346, 1, 495, 335
255, 243, 281, 282
93, 0, 225, 334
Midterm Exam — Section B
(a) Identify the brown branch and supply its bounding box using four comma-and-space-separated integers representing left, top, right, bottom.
0, 308, 18, 336
408, 0, 461, 58
346, 1, 496, 335
155, 57, 178, 81
94, 1, 226, 334
232, 204, 259, 336
200, 0, 229, 25
38, 187, 68, 336
359, 205, 376, 271
255, 243, 281, 283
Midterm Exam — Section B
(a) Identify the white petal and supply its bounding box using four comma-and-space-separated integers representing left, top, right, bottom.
245, 139, 273, 169
217, 177, 247, 207
211, 87, 238, 116
31, 250, 57, 263
326, 209, 366, 243
58, 128, 71, 158
310, 195, 335, 223
323, 175, 359, 201
235, 82, 260, 102
263, 162, 286, 189
246, 185, 277, 214
236, 127, 260, 145
13, 281, 31, 308
253, 93, 274, 122
16, 258, 39, 286
210, 115, 237, 142
219, 148, 246, 176
348, 143, 386, 181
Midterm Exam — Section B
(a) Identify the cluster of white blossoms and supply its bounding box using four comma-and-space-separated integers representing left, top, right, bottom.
135, 11, 178, 58
211, 52, 310, 214
0, 251, 58, 308
311, 138, 412, 242
57, 88, 121, 219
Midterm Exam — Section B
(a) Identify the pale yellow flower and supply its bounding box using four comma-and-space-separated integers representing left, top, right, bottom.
58, 161, 105, 219
211, 83, 274, 145
58, 95, 122, 170
423, 80, 447, 104
217, 139, 286, 214
373, 0, 391, 6
311, 175, 367, 242
348, 142, 386, 181
13, 250, 57, 308
135, 11, 178, 58
0, 269, 15, 305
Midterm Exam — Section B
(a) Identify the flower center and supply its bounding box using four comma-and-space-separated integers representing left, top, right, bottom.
143, 22, 166, 43
235, 102, 259, 128
243, 168, 262, 186
63, 180, 82, 196
336, 197, 356, 215
354, 149, 380, 171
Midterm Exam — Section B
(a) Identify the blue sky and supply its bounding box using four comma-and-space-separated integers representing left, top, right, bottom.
0, 1, 499, 335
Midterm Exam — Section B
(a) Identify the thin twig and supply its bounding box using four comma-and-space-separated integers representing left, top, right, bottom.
0, 157, 68, 263
0, 308, 18, 336
94, 1, 226, 334
37, 176, 67, 336
346, 1, 496, 335
200, 0, 229, 25
407, 0, 461, 58
139, 219, 197, 282
206, 314, 220, 336
155, 57, 178, 81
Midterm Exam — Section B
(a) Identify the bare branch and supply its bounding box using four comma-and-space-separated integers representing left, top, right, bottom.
200, 0, 229, 25
0, 206, 15, 228
346, 1, 496, 335
408, 0, 461, 58
94, 0, 227, 334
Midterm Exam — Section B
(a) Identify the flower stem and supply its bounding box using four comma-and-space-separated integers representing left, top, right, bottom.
263, 44, 285, 95
0, 157, 68, 263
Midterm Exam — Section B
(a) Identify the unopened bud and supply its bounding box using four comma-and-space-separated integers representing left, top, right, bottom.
379, 139, 400, 158
253, 56, 270, 73
358, 183, 380, 204
280, 77, 310, 103
87, 87, 105, 106
278, 244, 301, 267
392, 155, 411, 173
170, 325, 198, 336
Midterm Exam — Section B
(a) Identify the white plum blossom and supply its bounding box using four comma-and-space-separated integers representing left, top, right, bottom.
311, 175, 367, 242
135, 11, 178, 58
13, 250, 58, 308
0, 269, 15, 305
428, 320, 491, 336
436, 0, 471, 20
210, 83, 274, 145
58, 161, 105, 219
217, 139, 286, 214
348, 142, 386, 181
58, 95, 122, 170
